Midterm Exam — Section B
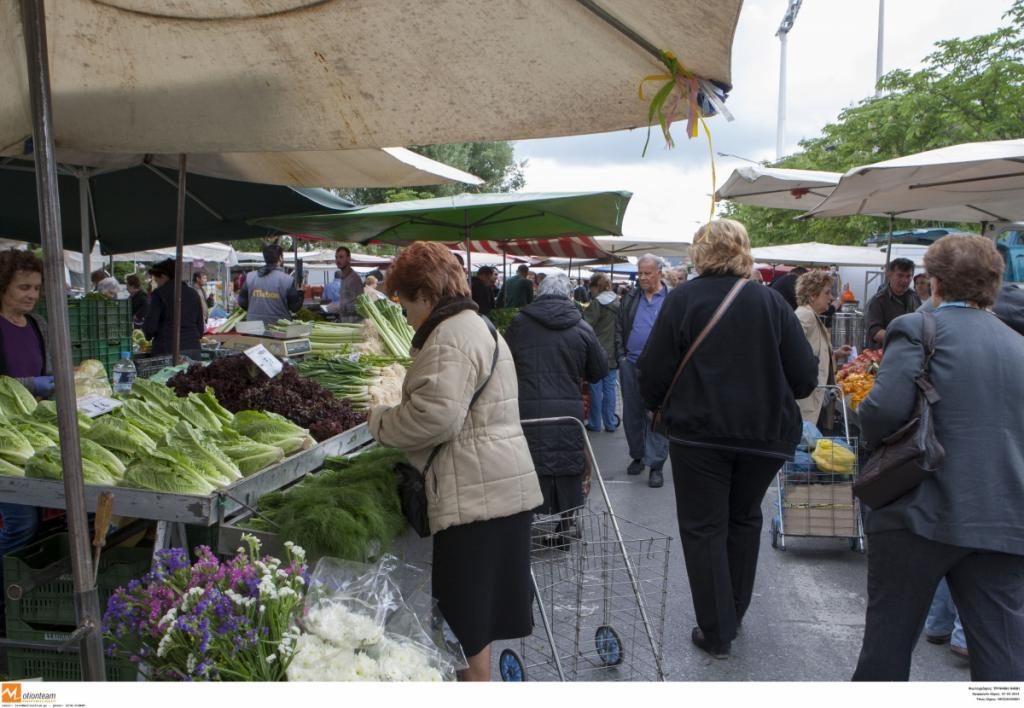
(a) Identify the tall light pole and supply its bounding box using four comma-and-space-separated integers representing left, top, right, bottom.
776, 0, 803, 162
875, 0, 886, 96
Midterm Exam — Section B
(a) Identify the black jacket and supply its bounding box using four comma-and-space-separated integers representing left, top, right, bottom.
130, 290, 149, 327
143, 280, 205, 356
506, 295, 608, 476
471, 276, 495, 316
637, 273, 818, 459
770, 272, 800, 310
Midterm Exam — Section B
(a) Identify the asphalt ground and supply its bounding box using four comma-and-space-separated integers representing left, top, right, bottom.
394, 420, 971, 683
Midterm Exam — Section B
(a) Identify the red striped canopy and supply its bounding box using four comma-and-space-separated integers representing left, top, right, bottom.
454, 236, 617, 260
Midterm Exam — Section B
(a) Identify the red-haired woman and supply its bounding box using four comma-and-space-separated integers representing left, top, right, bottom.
367, 242, 542, 681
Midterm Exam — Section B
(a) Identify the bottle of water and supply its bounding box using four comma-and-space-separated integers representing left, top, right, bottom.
111, 351, 137, 395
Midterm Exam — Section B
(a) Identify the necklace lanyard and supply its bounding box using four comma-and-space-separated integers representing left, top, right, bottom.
937, 301, 975, 310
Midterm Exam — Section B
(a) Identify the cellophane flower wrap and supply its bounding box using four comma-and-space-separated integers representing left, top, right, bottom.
102, 534, 307, 681
286, 554, 466, 681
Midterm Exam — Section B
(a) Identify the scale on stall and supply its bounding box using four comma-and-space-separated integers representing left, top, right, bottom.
209, 321, 313, 358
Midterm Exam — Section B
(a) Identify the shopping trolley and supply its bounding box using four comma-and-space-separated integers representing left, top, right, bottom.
770, 386, 866, 553
498, 417, 671, 682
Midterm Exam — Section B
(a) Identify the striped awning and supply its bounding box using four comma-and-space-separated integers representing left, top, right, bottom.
459, 236, 618, 260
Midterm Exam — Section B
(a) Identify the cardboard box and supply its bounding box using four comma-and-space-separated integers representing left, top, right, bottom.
782, 507, 858, 536
784, 482, 854, 506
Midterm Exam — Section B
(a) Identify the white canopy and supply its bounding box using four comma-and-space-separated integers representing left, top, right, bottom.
749, 242, 887, 268
27, 147, 482, 189
715, 166, 842, 210
801, 139, 1024, 223
594, 236, 692, 258
1, 1, 741, 154
63, 241, 240, 272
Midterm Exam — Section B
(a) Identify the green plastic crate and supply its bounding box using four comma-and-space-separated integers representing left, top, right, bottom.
4, 533, 152, 626
90, 299, 131, 340
5, 619, 136, 681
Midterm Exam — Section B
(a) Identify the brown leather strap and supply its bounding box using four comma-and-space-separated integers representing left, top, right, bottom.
657, 278, 748, 415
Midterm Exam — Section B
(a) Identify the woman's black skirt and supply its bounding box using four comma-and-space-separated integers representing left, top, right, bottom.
432, 510, 534, 658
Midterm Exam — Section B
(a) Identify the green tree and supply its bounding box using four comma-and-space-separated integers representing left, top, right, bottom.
342, 141, 525, 206
724, 1, 1024, 246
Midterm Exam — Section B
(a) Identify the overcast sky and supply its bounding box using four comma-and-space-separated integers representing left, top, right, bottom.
515, 0, 1012, 240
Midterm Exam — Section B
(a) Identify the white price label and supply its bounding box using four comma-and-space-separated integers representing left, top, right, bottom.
347, 353, 361, 363
77, 394, 123, 418
244, 344, 283, 378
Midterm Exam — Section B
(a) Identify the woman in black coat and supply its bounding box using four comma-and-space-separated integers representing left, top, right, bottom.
506, 272, 608, 517
638, 220, 817, 660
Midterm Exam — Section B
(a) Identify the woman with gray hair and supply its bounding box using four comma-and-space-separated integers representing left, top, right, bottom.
506, 271, 608, 519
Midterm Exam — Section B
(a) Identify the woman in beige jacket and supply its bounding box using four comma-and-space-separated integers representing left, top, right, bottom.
794, 271, 851, 426
368, 242, 543, 681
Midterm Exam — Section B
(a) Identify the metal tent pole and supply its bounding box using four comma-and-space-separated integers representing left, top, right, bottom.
79, 175, 90, 285
172, 155, 186, 364
884, 213, 894, 270
20, 0, 106, 681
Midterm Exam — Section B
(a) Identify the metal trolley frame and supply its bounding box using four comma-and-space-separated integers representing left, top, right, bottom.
770, 386, 866, 553
498, 417, 671, 682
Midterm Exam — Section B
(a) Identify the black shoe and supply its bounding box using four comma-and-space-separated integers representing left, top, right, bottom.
648, 468, 664, 488
691, 627, 730, 660
926, 633, 951, 645
627, 459, 644, 476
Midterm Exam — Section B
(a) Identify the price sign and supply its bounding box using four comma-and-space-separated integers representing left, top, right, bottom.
77, 394, 123, 418
244, 344, 284, 379
347, 353, 362, 363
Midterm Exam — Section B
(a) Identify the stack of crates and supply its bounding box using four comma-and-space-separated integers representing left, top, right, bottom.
38, 298, 132, 378
3, 533, 151, 681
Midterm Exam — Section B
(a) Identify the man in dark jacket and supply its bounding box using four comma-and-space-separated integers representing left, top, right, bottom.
865, 258, 921, 347
615, 254, 671, 488
498, 264, 534, 308
238, 243, 302, 325
582, 273, 620, 432
142, 259, 205, 356
506, 273, 607, 519
471, 266, 497, 315
769, 266, 807, 310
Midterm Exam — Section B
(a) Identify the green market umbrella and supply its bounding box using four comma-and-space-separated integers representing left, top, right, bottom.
253, 190, 632, 243
253, 191, 632, 273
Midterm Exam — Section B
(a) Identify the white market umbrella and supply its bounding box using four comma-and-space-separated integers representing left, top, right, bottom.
716, 166, 842, 210
594, 235, 692, 258
800, 139, 1024, 223
1, 0, 741, 154
750, 242, 887, 268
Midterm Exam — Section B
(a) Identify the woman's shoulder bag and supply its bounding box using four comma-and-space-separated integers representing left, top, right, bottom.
853, 311, 945, 508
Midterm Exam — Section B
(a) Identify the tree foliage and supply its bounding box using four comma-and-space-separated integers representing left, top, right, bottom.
341, 141, 525, 206
723, 1, 1024, 246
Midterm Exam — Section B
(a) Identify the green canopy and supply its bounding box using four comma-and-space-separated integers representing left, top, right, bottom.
251, 191, 632, 244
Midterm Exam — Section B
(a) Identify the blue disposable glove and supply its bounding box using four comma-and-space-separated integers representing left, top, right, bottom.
31, 376, 55, 398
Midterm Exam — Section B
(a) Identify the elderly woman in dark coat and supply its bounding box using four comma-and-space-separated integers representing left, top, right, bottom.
853, 235, 1024, 682
505, 272, 607, 517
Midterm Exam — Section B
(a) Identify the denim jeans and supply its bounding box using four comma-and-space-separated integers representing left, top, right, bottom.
619, 359, 668, 469
926, 577, 967, 649
587, 369, 618, 431
0, 503, 40, 618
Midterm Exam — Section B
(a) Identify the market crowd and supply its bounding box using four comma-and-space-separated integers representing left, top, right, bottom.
363, 222, 1023, 683
1, 220, 1021, 683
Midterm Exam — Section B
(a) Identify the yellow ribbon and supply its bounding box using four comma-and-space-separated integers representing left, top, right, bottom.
639, 51, 719, 236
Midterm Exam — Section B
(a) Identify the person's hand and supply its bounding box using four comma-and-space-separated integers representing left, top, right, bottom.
834, 345, 852, 361
873, 328, 886, 344
31, 376, 55, 398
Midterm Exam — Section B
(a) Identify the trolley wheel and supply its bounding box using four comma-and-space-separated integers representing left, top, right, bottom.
595, 625, 624, 667
499, 649, 525, 681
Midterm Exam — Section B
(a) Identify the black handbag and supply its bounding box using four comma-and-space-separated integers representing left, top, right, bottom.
395, 319, 499, 537
853, 311, 945, 509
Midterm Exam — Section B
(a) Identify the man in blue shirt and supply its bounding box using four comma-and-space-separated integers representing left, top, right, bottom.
615, 254, 670, 488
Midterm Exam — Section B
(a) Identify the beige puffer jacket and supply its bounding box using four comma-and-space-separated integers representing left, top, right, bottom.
795, 305, 832, 423
368, 309, 542, 535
